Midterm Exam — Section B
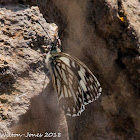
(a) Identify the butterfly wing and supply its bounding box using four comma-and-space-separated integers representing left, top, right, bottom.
50, 52, 102, 117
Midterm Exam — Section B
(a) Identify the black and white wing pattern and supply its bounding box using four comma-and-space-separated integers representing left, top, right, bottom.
50, 53, 102, 117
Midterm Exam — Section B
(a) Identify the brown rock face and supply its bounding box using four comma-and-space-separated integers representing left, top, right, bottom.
33, 0, 139, 140
0, 0, 139, 140
0, 2, 68, 140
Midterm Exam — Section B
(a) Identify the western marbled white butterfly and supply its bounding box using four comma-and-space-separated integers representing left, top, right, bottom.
45, 38, 102, 117
33, 15, 102, 116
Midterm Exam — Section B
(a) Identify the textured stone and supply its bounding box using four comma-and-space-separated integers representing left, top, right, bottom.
0, 0, 140, 140
0, 3, 68, 140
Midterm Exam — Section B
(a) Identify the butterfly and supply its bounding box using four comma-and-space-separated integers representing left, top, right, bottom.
45, 38, 102, 117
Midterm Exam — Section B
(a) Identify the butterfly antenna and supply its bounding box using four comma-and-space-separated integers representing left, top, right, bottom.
35, 0, 68, 51
36, 20, 53, 42
36, 0, 53, 42
59, 22, 68, 38
36, 19, 62, 51
58, 22, 68, 51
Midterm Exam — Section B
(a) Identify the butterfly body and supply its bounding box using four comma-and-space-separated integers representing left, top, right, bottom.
45, 39, 102, 117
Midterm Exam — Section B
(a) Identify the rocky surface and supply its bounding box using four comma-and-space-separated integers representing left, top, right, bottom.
0, 3, 68, 140
0, 0, 139, 140
31, 0, 139, 140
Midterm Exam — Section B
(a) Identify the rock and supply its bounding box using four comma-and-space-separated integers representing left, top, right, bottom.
0, 0, 139, 140
32, 0, 140, 140
0, 3, 68, 140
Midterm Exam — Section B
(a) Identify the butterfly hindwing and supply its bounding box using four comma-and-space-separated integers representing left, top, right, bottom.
50, 53, 102, 116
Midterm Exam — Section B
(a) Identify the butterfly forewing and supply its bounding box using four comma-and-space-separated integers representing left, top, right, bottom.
50, 53, 102, 116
